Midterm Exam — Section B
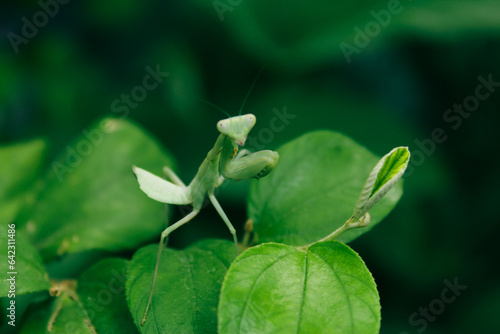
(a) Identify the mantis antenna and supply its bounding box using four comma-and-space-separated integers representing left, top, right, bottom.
193, 96, 232, 118
185, 66, 264, 118
238, 67, 264, 115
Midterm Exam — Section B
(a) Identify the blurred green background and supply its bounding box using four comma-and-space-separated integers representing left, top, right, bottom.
1, 0, 500, 333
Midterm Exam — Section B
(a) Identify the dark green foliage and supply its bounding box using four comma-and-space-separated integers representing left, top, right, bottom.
1, 0, 498, 332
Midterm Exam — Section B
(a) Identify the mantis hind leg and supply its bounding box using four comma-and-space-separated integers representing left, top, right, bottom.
209, 194, 239, 254
141, 209, 199, 326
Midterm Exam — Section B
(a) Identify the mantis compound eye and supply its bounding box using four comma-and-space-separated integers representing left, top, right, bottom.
217, 121, 226, 132
245, 114, 256, 128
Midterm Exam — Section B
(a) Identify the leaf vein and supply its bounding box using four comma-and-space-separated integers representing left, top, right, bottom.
236, 252, 298, 333
295, 250, 308, 334
315, 254, 355, 334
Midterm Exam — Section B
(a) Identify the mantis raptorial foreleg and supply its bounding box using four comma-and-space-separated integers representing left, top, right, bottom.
234, 148, 252, 160
141, 209, 200, 325
222, 150, 278, 180
214, 148, 251, 186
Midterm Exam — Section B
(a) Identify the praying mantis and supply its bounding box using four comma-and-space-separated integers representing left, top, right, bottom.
132, 81, 279, 325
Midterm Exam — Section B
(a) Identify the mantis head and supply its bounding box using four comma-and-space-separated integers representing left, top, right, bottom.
217, 114, 256, 146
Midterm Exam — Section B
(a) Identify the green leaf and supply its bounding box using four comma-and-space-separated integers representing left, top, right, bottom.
0, 139, 47, 223
77, 258, 137, 333
218, 241, 380, 334
23, 117, 176, 261
20, 290, 95, 334
248, 131, 403, 246
0, 139, 50, 297
353, 147, 410, 220
126, 239, 237, 334
0, 222, 50, 297
19, 258, 137, 333
0, 139, 47, 201
189, 0, 500, 69
78, 258, 138, 333
395, 0, 500, 36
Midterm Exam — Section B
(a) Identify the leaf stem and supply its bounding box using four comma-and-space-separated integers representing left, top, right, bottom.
297, 213, 370, 251
241, 219, 254, 249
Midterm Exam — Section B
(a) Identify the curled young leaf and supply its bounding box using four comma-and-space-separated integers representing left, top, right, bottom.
352, 147, 410, 221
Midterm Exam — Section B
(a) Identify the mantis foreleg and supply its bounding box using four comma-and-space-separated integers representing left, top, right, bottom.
221, 150, 279, 180
234, 148, 251, 160
214, 148, 252, 187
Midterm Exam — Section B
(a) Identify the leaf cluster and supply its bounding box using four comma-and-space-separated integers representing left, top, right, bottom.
0, 118, 408, 333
